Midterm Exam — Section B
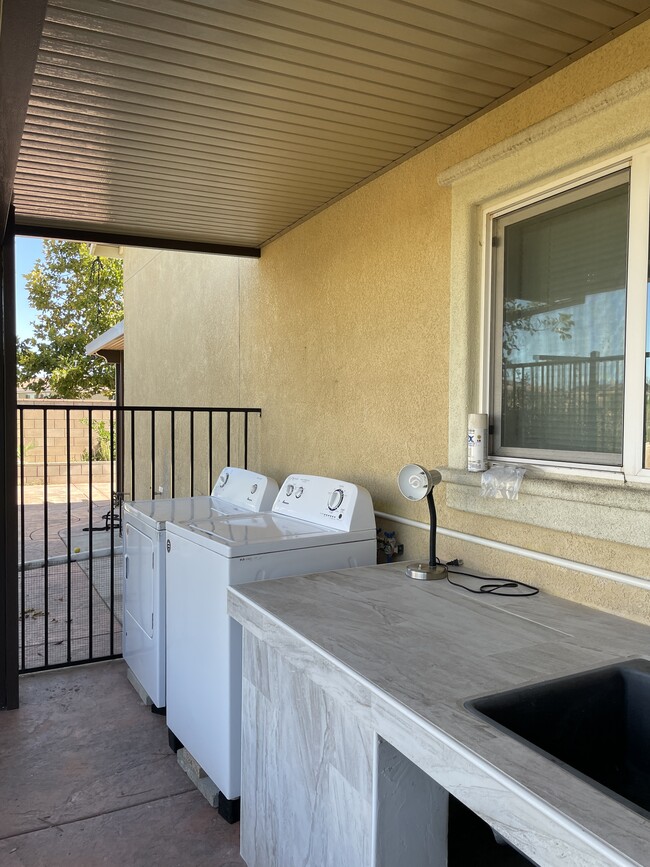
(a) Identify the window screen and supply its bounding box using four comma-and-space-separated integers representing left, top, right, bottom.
643, 234, 650, 470
492, 171, 630, 465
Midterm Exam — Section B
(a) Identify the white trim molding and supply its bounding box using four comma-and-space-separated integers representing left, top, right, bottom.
438, 68, 650, 187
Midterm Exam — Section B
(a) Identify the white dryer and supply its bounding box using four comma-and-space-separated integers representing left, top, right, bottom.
123, 466, 278, 709
165, 474, 377, 822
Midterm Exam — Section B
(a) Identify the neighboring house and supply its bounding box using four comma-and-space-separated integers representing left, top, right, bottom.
123, 23, 650, 624
17, 385, 52, 400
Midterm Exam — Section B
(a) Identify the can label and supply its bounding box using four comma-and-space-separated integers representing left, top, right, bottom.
468, 426, 487, 472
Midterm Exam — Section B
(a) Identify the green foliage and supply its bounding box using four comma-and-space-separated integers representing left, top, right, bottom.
17, 241, 123, 398
80, 418, 116, 462
17, 440, 35, 462
503, 300, 574, 360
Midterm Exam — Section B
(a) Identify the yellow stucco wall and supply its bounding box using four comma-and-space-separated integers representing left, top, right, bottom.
124, 22, 650, 622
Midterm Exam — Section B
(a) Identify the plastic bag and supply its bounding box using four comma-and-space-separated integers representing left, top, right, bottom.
480, 465, 526, 500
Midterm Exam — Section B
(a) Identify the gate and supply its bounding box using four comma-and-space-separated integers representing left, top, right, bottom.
17, 404, 261, 672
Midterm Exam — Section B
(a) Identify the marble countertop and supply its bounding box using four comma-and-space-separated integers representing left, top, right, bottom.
228, 562, 650, 866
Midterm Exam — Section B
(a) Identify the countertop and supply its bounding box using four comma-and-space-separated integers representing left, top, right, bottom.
228, 562, 650, 867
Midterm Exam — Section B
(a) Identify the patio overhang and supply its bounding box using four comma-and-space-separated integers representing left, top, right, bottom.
85, 321, 124, 358
6, 0, 650, 253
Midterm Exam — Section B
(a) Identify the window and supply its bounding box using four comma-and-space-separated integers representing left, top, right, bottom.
646, 290, 650, 469
488, 153, 650, 477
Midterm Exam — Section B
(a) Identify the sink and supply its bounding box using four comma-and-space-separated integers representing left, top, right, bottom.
465, 658, 650, 819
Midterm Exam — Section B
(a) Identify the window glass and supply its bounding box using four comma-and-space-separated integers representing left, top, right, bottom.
494, 172, 629, 464
643, 236, 650, 470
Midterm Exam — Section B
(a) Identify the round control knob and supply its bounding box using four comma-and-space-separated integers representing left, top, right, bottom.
285, 484, 294, 496
218, 472, 229, 488
295, 486, 303, 499
250, 483, 258, 494
328, 488, 344, 511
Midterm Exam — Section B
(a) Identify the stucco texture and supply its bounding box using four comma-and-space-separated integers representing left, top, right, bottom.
124, 22, 650, 621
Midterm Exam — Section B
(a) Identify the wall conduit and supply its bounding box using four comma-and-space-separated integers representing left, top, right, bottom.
374, 511, 649, 592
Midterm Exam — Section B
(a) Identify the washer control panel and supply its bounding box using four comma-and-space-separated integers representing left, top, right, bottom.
209, 466, 279, 511
273, 474, 375, 532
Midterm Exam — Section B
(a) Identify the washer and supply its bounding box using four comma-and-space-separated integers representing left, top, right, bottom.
123, 467, 278, 709
165, 474, 377, 821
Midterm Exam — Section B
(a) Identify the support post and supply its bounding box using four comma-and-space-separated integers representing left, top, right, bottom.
1, 211, 19, 709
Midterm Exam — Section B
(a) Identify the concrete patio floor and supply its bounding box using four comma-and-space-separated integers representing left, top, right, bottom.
18, 555, 123, 670
0, 661, 244, 867
17, 481, 124, 671
19, 481, 117, 564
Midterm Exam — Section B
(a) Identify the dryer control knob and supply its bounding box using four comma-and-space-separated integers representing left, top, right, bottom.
285, 484, 295, 496
295, 486, 304, 499
250, 483, 258, 494
218, 472, 229, 488
328, 488, 344, 511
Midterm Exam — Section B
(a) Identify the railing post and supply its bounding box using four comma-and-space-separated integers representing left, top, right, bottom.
170, 410, 175, 498
150, 408, 156, 500
88, 407, 93, 660
110, 407, 115, 657
190, 412, 195, 497
66, 407, 72, 663
130, 409, 135, 502
208, 411, 213, 493
588, 350, 600, 448
43, 408, 49, 668
19, 408, 25, 672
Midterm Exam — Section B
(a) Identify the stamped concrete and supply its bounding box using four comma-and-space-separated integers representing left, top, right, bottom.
19, 481, 114, 564
18, 557, 122, 670
0, 661, 244, 866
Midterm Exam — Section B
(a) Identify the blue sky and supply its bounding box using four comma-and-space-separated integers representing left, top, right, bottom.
15, 236, 43, 342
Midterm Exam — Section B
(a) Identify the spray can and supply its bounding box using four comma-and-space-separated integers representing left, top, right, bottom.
468, 413, 488, 472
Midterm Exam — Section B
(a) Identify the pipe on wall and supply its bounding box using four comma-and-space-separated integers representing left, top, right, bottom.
374, 511, 649, 592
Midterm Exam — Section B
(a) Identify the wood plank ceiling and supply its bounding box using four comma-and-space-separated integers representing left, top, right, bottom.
13, 0, 650, 250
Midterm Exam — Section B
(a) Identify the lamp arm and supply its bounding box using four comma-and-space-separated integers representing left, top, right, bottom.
426, 490, 437, 569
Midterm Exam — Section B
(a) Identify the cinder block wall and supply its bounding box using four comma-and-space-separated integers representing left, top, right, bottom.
17, 400, 115, 485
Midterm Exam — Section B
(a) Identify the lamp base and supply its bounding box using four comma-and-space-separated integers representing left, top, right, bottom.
406, 562, 448, 581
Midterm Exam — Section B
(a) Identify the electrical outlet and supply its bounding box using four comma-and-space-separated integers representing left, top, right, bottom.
157, 485, 164, 494
396, 544, 404, 555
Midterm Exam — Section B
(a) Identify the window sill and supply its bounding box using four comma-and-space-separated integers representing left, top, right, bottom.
439, 466, 650, 549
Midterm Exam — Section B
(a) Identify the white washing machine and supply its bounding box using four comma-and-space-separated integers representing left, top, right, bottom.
165, 474, 377, 822
123, 467, 278, 710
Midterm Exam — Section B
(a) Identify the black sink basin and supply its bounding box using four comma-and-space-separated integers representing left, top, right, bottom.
465, 658, 650, 819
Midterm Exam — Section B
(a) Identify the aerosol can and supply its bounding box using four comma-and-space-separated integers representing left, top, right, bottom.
467, 413, 488, 472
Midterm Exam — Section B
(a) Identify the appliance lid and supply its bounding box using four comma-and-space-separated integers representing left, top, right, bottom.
166, 511, 375, 557
124, 495, 249, 530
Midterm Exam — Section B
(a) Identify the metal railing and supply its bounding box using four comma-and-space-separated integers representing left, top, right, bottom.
17, 404, 261, 673
502, 353, 625, 453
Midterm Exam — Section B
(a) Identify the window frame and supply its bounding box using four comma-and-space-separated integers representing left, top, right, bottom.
481, 147, 650, 482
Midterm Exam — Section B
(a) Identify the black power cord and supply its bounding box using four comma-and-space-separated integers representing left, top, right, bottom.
442, 559, 539, 597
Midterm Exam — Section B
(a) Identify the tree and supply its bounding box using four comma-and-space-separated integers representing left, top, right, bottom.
502, 299, 574, 360
17, 241, 123, 398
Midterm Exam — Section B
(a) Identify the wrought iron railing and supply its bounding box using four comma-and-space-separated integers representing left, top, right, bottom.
17, 404, 261, 673
502, 353, 625, 454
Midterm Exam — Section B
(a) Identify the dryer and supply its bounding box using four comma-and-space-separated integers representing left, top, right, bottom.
123, 466, 278, 709
165, 474, 376, 821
